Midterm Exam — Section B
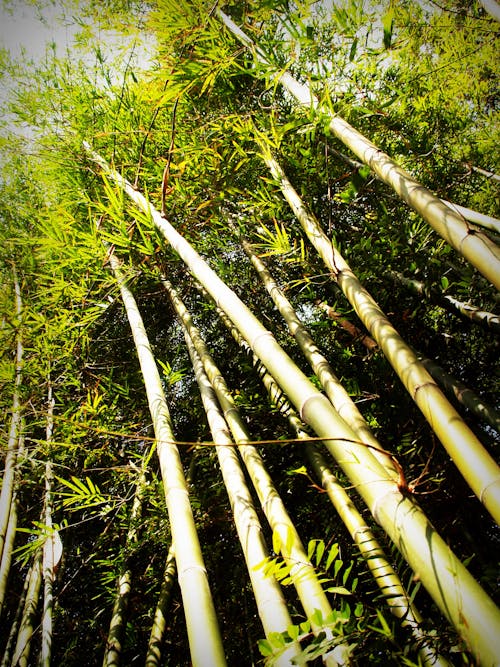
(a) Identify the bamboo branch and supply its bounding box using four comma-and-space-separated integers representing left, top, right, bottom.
316, 301, 378, 352
388, 270, 500, 333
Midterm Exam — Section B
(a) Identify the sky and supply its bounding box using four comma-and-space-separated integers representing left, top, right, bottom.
0, 1, 81, 61
0, 1, 155, 142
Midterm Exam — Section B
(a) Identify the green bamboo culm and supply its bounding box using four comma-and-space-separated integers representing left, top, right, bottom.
107, 251, 227, 667
212, 299, 451, 667
0, 266, 23, 592
163, 276, 350, 666
240, 235, 398, 481
181, 329, 306, 667
216, 10, 500, 291
258, 146, 500, 526
102, 464, 147, 667
85, 145, 500, 666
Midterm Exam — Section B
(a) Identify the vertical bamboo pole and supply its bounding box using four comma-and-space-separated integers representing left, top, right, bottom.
41, 380, 55, 667
0, 266, 23, 570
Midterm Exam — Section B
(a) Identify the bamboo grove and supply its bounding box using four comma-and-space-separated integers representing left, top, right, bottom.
0, 0, 499, 665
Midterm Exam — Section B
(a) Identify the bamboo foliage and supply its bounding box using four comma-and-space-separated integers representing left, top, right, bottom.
107, 252, 227, 667
84, 148, 500, 665
216, 10, 500, 291
258, 147, 500, 525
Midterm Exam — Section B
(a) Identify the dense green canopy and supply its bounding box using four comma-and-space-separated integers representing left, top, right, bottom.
0, 1, 499, 665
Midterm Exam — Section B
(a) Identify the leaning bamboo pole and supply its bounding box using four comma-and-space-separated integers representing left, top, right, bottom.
12, 548, 42, 667
211, 298, 450, 667
182, 330, 305, 666
0, 266, 23, 571
259, 148, 500, 525
145, 544, 176, 667
85, 146, 500, 666
41, 382, 56, 667
165, 276, 347, 665
216, 10, 500, 291
0, 431, 24, 616
416, 354, 500, 434
146, 453, 194, 667
107, 252, 227, 667
1, 543, 31, 667
317, 294, 500, 434
102, 464, 146, 667
388, 270, 500, 333
325, 145, 500, 235
240, 236, 397, 480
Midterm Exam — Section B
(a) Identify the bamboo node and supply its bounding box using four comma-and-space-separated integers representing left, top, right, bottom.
412, 381, 438, 400
299, 394, 319, 421
178, 564, 208, 579
249, 330, 275, 351
371, 487, 402, 526
479, 476, 500, 507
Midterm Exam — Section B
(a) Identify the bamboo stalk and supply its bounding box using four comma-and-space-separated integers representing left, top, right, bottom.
107, 252, 227, 667
259, 149, 500, 525
217, 10, 500, 290
388, 270, 500, 333
145, 544, 177, 667
325, 145, 500, 235
41, 381, 56, 667
1, 547, 32, 667
240, 237, 395, 479
12, 548, 42, 667
316, 301, 378, 352
0, 432, 23, 616
102, 465, 146, 667
0, 267, 23, 569
146, 453, 196, 667
417, 354, 500, 434
165, 276, 348, 665
213, 297, 451, 667
85, 146, 500, 666
183, 330, 306, 666
477, 0, 500, 22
